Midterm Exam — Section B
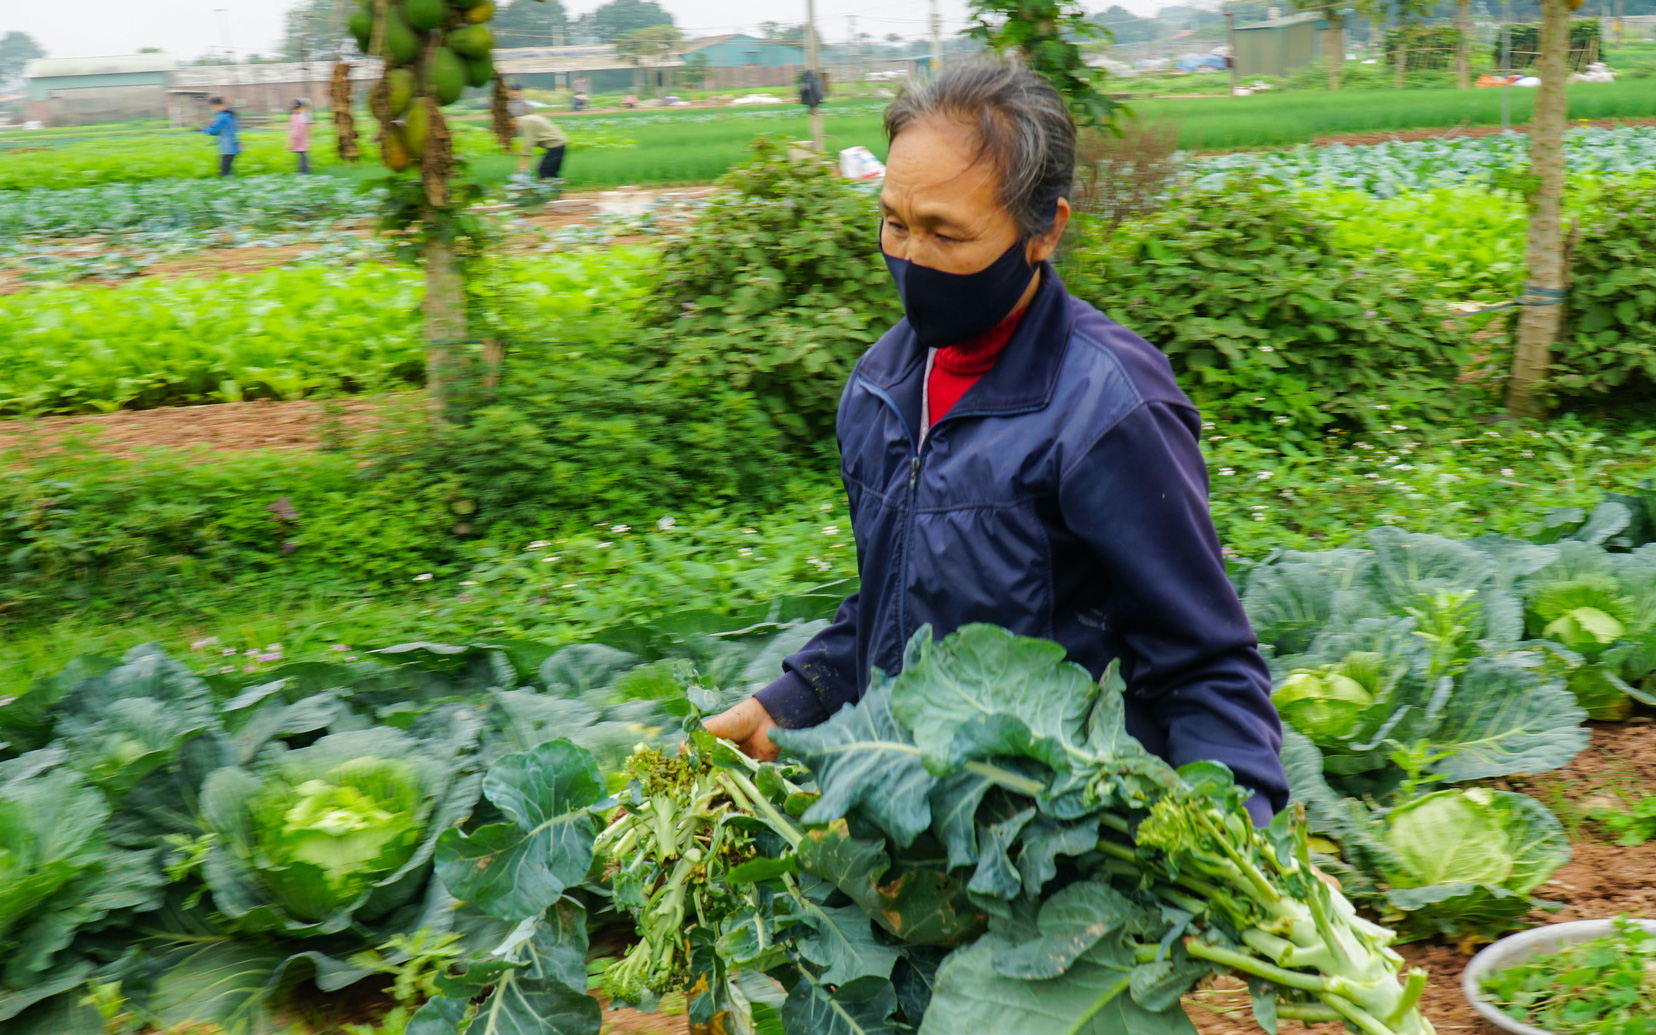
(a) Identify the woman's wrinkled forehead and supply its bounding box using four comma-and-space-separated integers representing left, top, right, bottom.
880, 116, 1003, 222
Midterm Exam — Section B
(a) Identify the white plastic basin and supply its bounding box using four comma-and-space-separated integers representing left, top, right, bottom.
1462, 919, 1656, 1035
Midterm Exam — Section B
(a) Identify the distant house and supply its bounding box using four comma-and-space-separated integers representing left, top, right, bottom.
166, 61, 382, 125
1232, 11, 1334, 79
494, 44, 681, 94
681, 34, 808, 88
24, 54, 176, 125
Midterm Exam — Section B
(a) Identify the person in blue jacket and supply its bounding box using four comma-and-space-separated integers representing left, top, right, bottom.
202, 97, 241, 177
704, 62, 1290, 826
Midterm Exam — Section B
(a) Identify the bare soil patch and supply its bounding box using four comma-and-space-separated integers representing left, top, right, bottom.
0, 396, 404, 458
0, 242, 358, 295
600, 1005, 689, 1034
135, 242, 334, 282
1189, 721, 1656, 1035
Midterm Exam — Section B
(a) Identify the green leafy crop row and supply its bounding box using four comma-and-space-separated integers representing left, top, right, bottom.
0, 247, 652, 416
1195, 125, 1656, 197
0, 121, 618, 192
0, 174, 384, 243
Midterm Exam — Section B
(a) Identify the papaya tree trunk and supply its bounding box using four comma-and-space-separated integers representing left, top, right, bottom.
1394, 30, 1409, 87
1506, 0, 1570, 417
1326, 15, 1344, 90
331, 61, 360, 161
424, 235, 465, 420
1455, 0, 1472, 88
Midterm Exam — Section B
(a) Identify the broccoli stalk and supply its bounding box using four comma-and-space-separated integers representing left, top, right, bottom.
1112, 798, 1434, 1035
594, 744, 804, 1004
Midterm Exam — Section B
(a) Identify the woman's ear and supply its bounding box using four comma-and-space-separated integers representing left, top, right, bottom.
1026, 197, 1072, 265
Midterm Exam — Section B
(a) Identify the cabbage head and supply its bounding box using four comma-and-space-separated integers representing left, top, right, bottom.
1529, 573, 1633, 658
0, 764, 163, 1019
1271, 653, 1381, 747
1374, 787, 1569, 940
201, 727, 482, 936
0, 767, 108, 948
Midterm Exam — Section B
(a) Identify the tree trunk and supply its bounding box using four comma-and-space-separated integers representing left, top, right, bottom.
331, 61, 359, 161
1455, 0, 1472, 88
424, 234, 466, 421
1506, 0, 1570, 417
1394, 32, 1409, 88
1326, 16, 1344, 90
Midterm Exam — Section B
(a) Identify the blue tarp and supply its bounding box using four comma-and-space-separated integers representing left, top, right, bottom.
1176, 54, 1227, 73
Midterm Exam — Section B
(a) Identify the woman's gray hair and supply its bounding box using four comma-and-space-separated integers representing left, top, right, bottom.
884, 62, 1076, 239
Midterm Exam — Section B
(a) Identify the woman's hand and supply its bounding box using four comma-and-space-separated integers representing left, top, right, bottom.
703, 696, 780, 762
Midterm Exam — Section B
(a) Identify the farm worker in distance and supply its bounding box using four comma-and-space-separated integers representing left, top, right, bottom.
513, 108, 569, 181
287, 98, 312, 174
705, 61, 1291, 828
202, 96, 240, 178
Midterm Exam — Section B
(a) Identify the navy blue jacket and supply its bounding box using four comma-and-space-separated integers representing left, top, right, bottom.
755, 265, 1288, 821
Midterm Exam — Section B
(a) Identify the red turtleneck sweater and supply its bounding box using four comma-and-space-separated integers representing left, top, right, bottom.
926, 306, 1027, 428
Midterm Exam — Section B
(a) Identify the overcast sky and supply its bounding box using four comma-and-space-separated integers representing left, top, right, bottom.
7, 0, 1165, 65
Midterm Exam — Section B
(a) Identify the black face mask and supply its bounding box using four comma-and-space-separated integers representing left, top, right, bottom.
882, 236, 1037, 350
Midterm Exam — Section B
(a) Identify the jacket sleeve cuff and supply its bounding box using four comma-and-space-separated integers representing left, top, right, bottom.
754, 670, 830, 730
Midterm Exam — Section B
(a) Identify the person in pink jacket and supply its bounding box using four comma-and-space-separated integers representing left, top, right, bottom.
288, 99, 312, 174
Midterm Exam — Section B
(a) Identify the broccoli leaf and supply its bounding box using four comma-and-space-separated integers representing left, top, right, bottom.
771, 682, 936, 848
919, 935, 1196, 1035
782, 972, 901, 1035
993, 877, 1158, 980
436, 739, 603, 921
795, 902, 901, 986
891, 624, 1097, 773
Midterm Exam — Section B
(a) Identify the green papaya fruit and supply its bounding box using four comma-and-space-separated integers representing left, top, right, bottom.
446, 24, 493, 58
463, 0, 495, 23
404, 100, 431, 155
404, 0, 447, 32
381, 128, 413, 171
387, 67, 417, 116
347, 8, 372, 50
462, 52, 494, 88
383, 8, 420, 65
431, 47, 466, 105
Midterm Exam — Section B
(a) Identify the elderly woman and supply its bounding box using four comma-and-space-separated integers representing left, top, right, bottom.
705, 64, 1288, 824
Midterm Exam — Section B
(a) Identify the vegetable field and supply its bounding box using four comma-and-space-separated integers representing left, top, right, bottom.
5, 70, 1656, 1035
2, 497, 1655, 1032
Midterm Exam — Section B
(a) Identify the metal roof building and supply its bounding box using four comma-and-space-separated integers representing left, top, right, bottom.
166, 60, 382, 123
1232, 12, 1334, 79
23, 54, 177, 125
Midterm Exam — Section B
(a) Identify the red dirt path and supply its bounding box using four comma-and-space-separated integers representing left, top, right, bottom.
0, 397, 399, 457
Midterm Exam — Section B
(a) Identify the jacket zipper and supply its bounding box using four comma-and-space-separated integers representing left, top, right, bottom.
856, 378, 925, 650
898, 450, 924, 643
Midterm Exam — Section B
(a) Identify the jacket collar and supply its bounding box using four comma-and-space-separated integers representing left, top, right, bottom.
858, 262, 1076, 427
